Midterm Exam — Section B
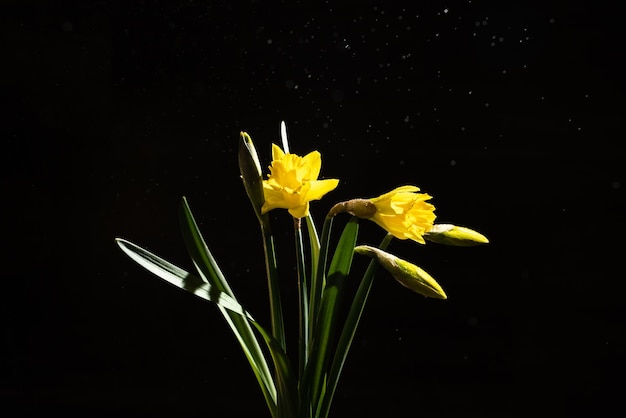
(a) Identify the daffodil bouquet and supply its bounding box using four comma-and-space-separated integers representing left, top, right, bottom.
116, 122, 488, 418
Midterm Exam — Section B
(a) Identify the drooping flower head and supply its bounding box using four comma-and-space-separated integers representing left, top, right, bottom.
368, 185, 436, 244
261, 144, 339, 218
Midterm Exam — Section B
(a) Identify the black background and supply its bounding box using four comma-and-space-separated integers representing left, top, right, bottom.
3, 0, 625, 417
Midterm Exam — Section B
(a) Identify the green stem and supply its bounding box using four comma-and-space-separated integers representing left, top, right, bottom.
294, 217, 309, 379
307, 218, 359, 412
261, 217, 287, 352
305, 215, 321, 294
308, 215, 333, 346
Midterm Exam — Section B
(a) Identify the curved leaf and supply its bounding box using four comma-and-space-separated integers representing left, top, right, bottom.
317, 233, 394, 418
304, 217, 359, 413
178, 198, 277, 410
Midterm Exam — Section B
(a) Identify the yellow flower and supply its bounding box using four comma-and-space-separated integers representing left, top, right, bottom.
261, 144, 339, 218
368, 186, 436, 244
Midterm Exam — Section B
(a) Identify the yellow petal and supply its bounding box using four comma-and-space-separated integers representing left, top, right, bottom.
371, 185, 420, 204
261, 184, 288, 214
288, 202, 309, 218
300, 150, 322, 180
306, 179, 339, 201
271, 143, 285, 161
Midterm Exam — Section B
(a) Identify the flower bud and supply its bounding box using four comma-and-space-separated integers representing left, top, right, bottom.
354, 245, 447, 299
238, 131, 265, 222
425, 224, 489, 246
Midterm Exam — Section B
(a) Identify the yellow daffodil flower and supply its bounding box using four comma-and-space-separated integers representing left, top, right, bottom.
261, 144, 339, 218
327, 185, 436, 244
368, 185, 436, 244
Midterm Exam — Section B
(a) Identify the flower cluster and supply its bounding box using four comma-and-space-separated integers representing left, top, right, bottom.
257, 137, 488, 300
117, 123, 489, 418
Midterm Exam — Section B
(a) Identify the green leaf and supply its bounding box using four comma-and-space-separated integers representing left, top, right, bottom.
250, 321, 299, 418
259, 219, 287, 352
317, 234, 394, 418
116, 237, 294, 417
115, 238, 252, 318
304, 217, 359, 414
178, 197, 277, 412
308, 215, 334, 347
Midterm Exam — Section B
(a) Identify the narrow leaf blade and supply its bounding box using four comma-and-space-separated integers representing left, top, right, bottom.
318, 234, 394, 417
305, 217, 359, 413
178, 198, 277, 406
115, 238, 251, 319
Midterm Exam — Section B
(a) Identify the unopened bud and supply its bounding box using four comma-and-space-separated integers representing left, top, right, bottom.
238, 131, 265, 222
354, 245, 447, 299
425, 224, 489, 246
